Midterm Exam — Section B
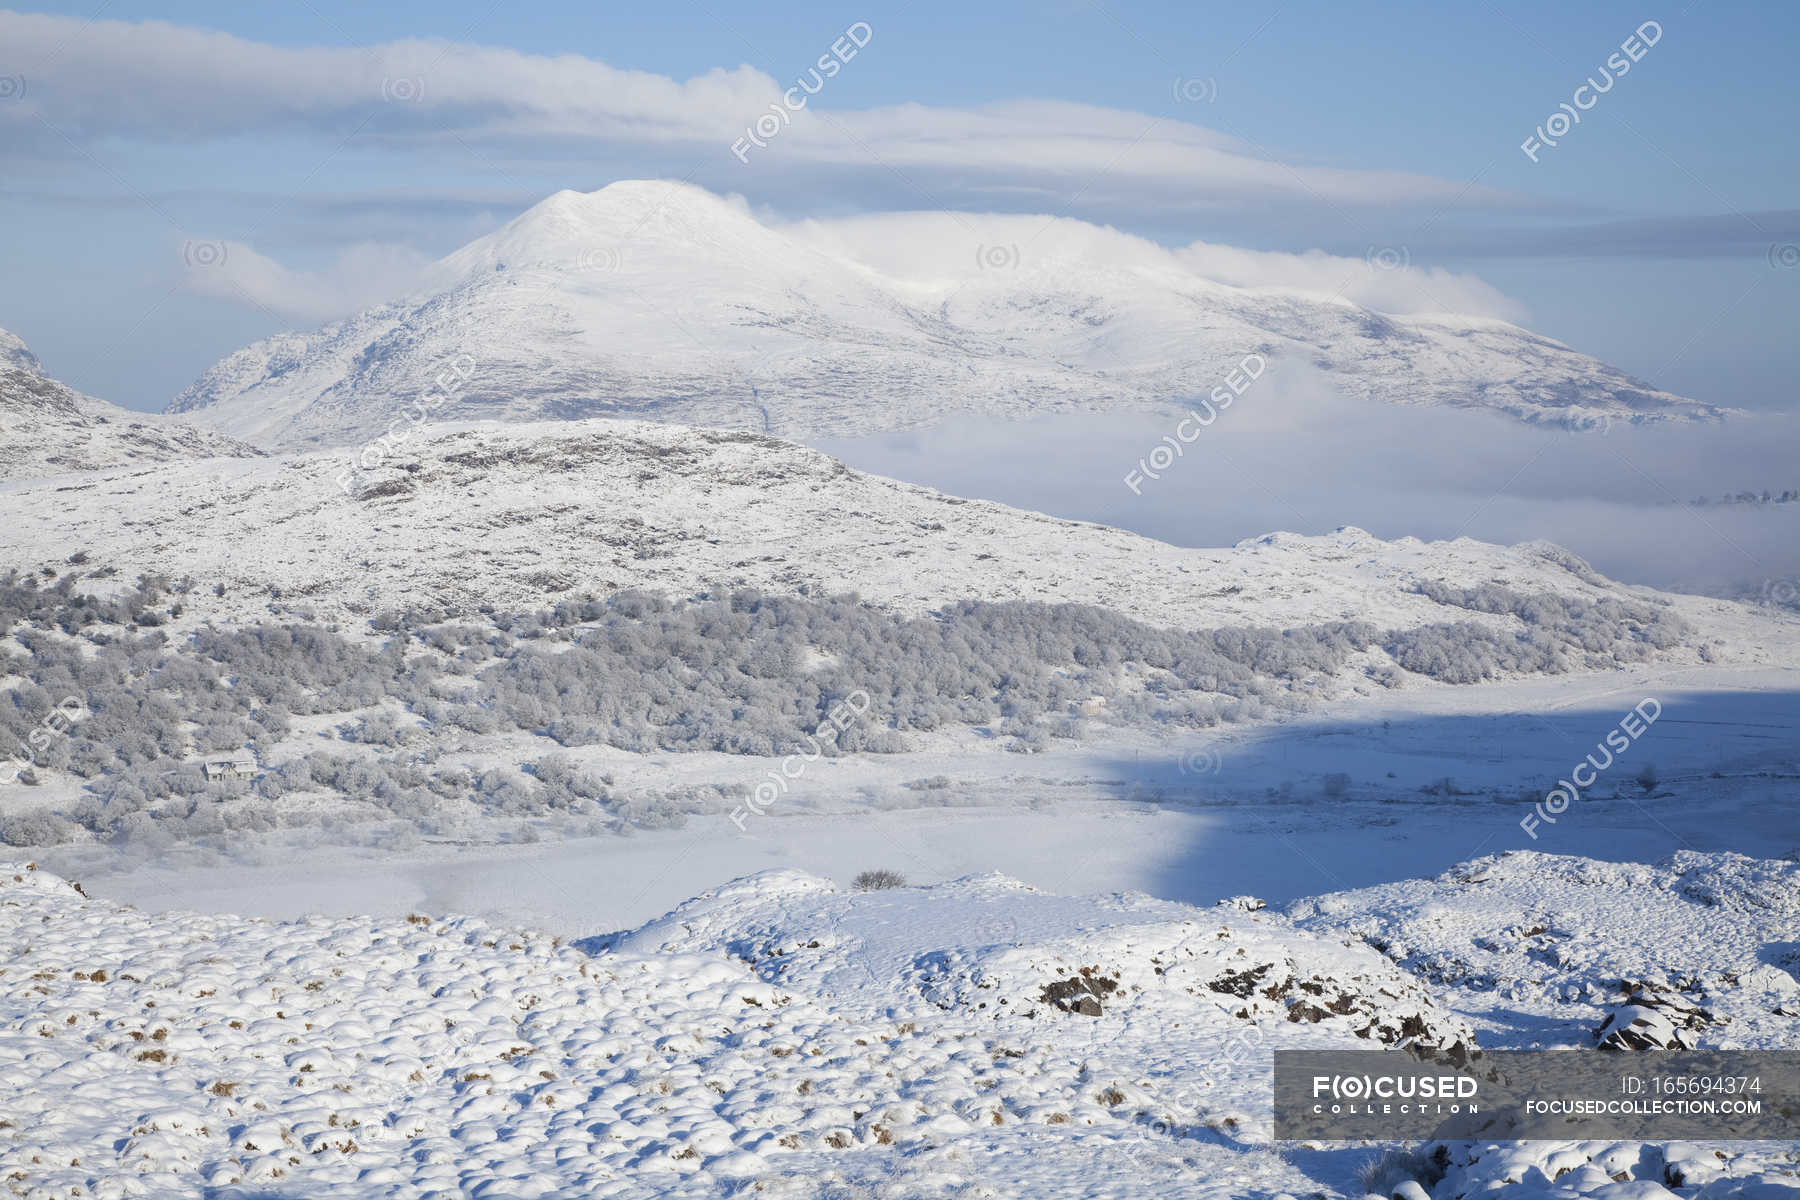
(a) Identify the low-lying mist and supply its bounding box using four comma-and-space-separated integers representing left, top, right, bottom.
815, 366, 1799, 601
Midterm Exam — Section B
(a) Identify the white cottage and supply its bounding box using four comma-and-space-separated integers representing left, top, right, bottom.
202, 755, 259, 782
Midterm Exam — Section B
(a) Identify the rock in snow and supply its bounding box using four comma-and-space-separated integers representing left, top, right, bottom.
1594, 987, 1718, 1051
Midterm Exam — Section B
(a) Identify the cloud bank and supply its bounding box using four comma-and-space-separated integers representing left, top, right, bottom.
788, 210, 1527, 320
817, 367, 1800, 599
180, 239, 434, 322
0, 11, 1525, 220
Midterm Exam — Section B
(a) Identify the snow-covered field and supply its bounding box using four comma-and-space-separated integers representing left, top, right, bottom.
6, 844, 1797, 1199
9, 416, 1783, 646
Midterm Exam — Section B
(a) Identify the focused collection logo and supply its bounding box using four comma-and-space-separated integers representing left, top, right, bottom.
1310, 1072, 1479, 1116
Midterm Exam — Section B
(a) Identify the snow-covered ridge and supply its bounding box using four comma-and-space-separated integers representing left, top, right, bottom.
2, 417, 1786, 670
3, 855, 1794, 1198
0, 326, 260, 482
167, 181, 1719, 448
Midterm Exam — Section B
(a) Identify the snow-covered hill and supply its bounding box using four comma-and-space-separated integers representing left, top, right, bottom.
2, 416, 1786, 665
166, 182, 1718, 448
0, 327, 259, 481
3, 854, 1795, 1199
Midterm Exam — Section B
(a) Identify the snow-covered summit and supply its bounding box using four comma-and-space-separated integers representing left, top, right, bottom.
168, 181, 1719, 449
429, 182, 801, 281
0, 326, 260, 482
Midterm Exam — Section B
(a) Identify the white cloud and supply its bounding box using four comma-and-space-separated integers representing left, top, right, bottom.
180, 239, 432, 322
0, 12, 765, 142
820, 387, 1800, 597
787, 210, 1527, 320
1170, 243, 1527, 321
0, 12, 1524, 218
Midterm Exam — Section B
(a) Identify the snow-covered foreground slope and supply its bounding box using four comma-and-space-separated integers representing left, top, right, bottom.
3, 853, 1795, 1199
166, 182, 1718, 448
0, 328, 258, 482
1, 417, 1785, 661
1285, 850, 1800, 1053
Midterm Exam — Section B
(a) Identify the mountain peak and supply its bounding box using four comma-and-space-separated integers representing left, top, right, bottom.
511, 180, 744, 236
435, 180, 764, 281
575, 178, 747, 219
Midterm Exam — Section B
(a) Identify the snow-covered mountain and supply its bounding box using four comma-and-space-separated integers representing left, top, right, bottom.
0, 327, 259, 481
167, 182, 1718, 449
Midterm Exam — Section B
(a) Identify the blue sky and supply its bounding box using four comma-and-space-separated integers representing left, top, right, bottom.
3, 0, 1796, 411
